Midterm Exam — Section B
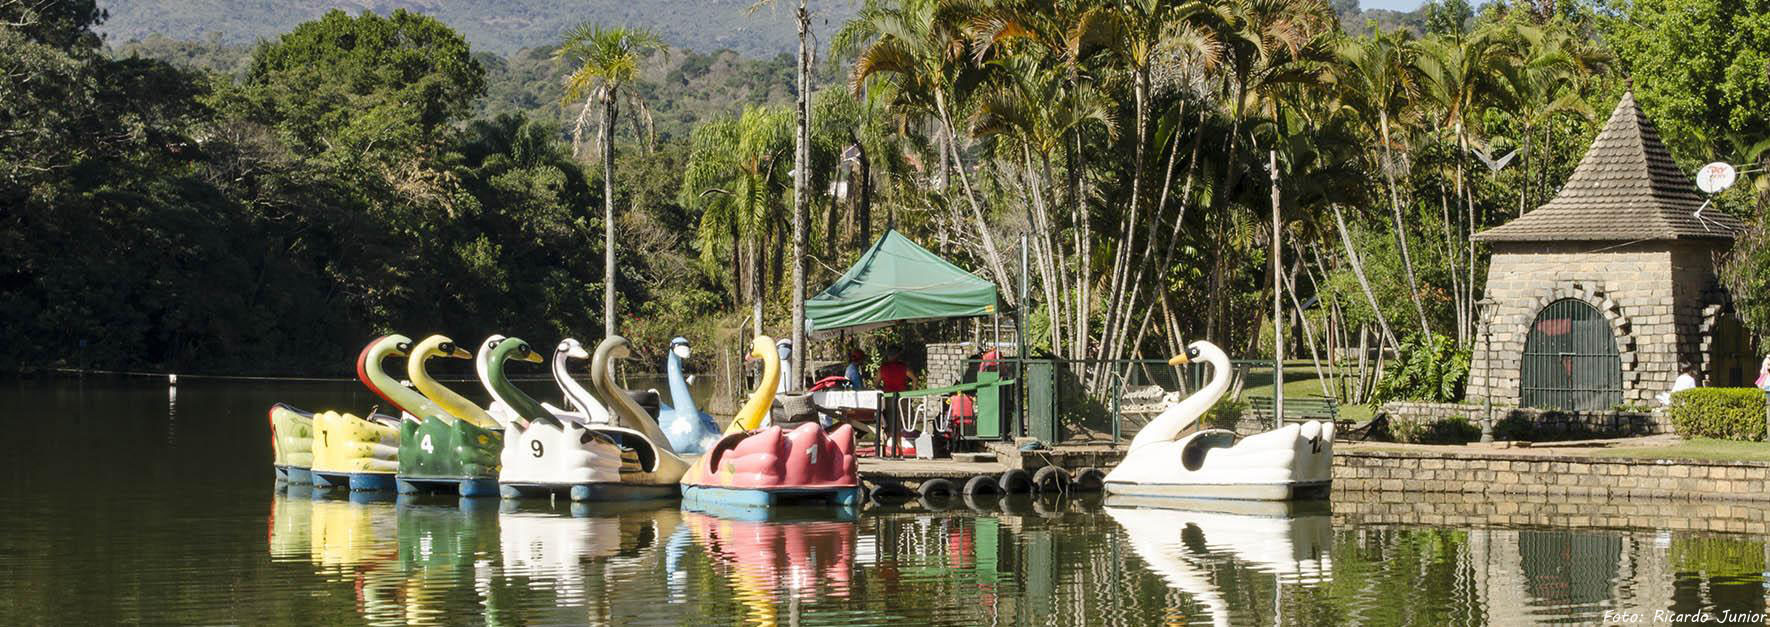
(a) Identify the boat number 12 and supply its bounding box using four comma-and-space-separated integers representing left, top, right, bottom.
530, 440, 545, 458
420, 434, 434, 454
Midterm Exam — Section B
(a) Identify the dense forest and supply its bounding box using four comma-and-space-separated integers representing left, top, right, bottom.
7, 0, 1770, 400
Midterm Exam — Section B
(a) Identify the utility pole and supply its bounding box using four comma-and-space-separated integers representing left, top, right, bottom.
1271, 150, 1284, 428
789, 0, 810, 392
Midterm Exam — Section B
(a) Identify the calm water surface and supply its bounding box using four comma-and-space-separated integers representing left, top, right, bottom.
2, 377, 1767, 625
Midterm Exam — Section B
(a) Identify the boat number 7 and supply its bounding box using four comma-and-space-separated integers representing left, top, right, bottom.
420, 434, 434, 454
1309, 435, 1321, 454
530, 440, 544, 458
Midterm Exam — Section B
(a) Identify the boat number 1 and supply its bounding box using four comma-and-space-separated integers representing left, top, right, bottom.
530, 440, 544, 458
1309, 436, 1321, 454
420, 434, 434, 454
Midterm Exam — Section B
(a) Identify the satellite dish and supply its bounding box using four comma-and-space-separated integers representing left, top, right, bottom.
1696, 162, 1737, 194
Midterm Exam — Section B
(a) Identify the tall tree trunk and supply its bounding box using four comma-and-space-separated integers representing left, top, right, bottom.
602, 90, 619, 338
1379, 111, 1432, 342
1332, 204, 1403, 355
933, 91, 1014, 311
788, 0, 809, 392
1269, 150, 1284, 426
852, 131, 871, 248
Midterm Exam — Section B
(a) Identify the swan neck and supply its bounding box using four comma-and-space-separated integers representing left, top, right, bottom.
729, 350, 780, 434
360, 345, 438, 418
592, 343, 671, 446
488, 354, 549, 424
667, 351, 701, 417
409, 353, 495, 427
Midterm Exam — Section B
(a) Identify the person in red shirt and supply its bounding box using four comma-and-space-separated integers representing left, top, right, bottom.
877, 347, 918, 392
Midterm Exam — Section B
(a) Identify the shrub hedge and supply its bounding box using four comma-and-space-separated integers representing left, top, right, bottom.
1668, 388, 1767, 441
1389, 416, 1481, 444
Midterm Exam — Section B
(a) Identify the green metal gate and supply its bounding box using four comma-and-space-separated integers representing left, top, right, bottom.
1520, 298, 1622, 411
1026, 360, 1058, 443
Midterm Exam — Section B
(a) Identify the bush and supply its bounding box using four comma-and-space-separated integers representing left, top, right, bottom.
1668, 388, 1766, 441
1204, 399, 1248, 431
1370, 333, 1470, 406
1390, 416, 1481, 444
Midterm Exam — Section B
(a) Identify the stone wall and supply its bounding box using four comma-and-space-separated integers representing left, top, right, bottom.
1334, 449, 1770, 502
1379, 401, 1671, 438
1332, 489, 1770, 535
925, 342, 1017, 388
1467, 241, 1729, 408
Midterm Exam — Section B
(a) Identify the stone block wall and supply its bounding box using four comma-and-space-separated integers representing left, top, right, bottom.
925, 342, 1017, 388
1468, 241, 1729, 408
1380, 401, 1671, 438
1334, 450, 1770, 502
1333, 489, 1770, 535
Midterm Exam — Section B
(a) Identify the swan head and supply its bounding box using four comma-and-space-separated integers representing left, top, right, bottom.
1168, 340, 1223, 367
415, 334, 472, 361
748, 335, 777, 362
373, 334, 412, 359
494, 337, 544, 364
671, 337, 691, 360
556, 338, 591, 362
597, 336, 633, 361
478, 334, 507, 359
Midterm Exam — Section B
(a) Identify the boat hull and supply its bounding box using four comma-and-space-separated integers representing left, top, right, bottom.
1103, 421, 1334, 502
499, 481, 679, 502
1103, 479, 1332, 501
678, 423, 859, 509
397, 417, 501, 496
310, 411, 400, 491
270, 403, 315, 480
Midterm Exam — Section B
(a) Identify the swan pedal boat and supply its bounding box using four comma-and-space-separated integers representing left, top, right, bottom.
307, 336, 414, 491
1103, 341, 1334, 501
388, 335, 503, 497
492, 336, 685, 502
270, 403, 315, 484
680, 335, 861, 510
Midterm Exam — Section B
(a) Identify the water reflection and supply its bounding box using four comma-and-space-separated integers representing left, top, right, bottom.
683, 508, 858, 624
1105, 498, 1331, 626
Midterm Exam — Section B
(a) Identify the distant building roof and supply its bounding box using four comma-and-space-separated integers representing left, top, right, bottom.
1473, 92, 1744, 243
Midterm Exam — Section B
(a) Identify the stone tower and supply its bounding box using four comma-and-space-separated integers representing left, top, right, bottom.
1468, 92, 1748, 410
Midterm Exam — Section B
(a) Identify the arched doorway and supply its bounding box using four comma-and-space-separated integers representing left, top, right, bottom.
1520, 299, 1622, 411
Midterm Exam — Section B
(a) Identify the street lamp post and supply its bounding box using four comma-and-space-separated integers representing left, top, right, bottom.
1477, 297, 1498, 443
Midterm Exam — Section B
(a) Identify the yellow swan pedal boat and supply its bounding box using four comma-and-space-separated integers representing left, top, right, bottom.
388, 335, 504, 497
310, 336, 407, 491
269, 403, 315, 484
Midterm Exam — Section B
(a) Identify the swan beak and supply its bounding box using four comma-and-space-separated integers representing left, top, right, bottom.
1168, 354, 1190, 366
450, 346, 473, 360
521, 351, 544, 364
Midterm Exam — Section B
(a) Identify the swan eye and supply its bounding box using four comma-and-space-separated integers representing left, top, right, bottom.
1187, 347, 1200, 359
440, 342, 454, 352
397, 342, 411, 352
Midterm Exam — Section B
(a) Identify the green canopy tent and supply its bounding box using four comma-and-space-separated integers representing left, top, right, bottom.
806, 229, 1000, 337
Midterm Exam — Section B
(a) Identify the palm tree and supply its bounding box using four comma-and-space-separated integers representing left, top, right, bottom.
1333, 30, 1433, 346
556, 24, 667, 338
678, 106, 794, 337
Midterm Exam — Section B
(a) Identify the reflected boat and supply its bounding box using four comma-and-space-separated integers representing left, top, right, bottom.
1104, 497, 1332, 627
395, 497, 502, 624
498, 503, 676, 606
681, 507, 857, 623
305, 497, 406, 625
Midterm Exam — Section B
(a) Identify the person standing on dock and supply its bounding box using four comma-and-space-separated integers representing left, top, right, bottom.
846, 349, 867, 390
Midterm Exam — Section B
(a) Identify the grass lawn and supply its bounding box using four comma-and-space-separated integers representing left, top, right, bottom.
1587, 438, 1770, 463
1235, 362, 1376, 422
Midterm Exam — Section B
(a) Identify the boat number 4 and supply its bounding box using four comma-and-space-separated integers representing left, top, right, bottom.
1309, 435, 1322, 454
530, 440, 544, 458
420, 434, 434, 454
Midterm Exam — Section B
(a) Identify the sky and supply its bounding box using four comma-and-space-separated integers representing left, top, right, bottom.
1363, 0, 1429, 9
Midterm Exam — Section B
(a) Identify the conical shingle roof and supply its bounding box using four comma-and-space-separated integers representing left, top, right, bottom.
1473, 92, 1744, 242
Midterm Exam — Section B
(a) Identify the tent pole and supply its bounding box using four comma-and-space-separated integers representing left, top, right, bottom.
1018, 236, 1029, 438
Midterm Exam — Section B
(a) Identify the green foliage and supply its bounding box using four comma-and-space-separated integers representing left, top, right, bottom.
1371, 334, 1471, 405
1389, 416, 1481, 444
1204, 399, 1249, 431
1668, 388, 1767, 442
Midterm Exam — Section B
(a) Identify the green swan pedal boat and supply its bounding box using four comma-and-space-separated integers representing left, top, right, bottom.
385, 335, 504, 497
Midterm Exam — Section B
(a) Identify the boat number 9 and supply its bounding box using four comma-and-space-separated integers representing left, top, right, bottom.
530, 440, 545, 458
420, 434, 434, 454
1309, 436, 1321, 454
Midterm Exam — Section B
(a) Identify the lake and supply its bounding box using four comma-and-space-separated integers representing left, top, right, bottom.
1, 377, 1766, 625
